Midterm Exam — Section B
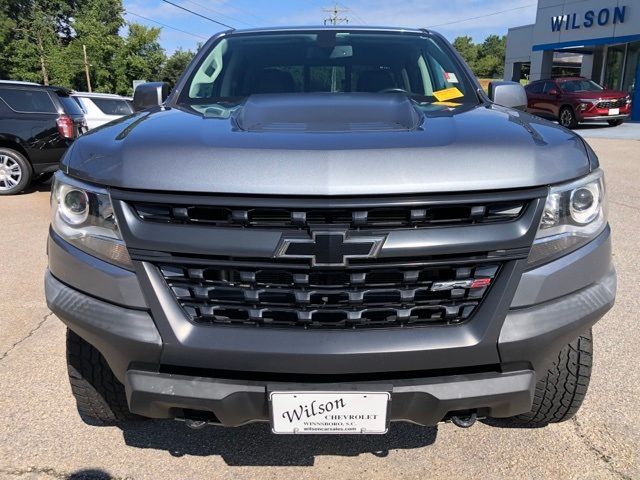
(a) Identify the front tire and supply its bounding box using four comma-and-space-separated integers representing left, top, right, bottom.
0, 148, 32, 195
559, 107, 578, 129
505, 329, 593, 427
608, 119, 624, 127
66, 329, 139, 424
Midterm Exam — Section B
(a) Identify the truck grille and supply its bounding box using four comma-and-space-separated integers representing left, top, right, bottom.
115, 190, 543, 330
133, 201, 525, 230
158, 262, 500, 329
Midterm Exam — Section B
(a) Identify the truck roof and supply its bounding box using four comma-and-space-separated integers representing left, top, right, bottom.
227, 25, 427, 35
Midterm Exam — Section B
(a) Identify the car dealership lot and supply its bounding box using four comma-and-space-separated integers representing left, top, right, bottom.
0, 137, 638, 480
574, 122, 640, 141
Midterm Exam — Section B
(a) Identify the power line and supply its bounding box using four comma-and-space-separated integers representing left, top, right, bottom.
426, 3, 535, 28
180, 0, 257, 28
313, 0, 366, 25
220, 3, 268, 24
125, 10, 208, 40
323, 3, 349, 25
337, 2, 367, 24
159, 0, 234, 29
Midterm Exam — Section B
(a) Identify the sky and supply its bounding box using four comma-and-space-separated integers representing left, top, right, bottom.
122, 0, 539, 53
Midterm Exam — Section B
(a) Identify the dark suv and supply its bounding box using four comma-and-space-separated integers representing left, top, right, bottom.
0, 81, 86, 195
525, 77, 631, 129
46, 27, 615, 435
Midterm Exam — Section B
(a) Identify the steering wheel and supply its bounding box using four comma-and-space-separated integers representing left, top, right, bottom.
377, 88, 410, 94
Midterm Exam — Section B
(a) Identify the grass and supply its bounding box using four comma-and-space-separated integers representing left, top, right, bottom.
477, 78, 529, 93
477, 78, 493, 92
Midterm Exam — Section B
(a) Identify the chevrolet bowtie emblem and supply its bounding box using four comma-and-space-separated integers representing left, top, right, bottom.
275, 231, 386, 267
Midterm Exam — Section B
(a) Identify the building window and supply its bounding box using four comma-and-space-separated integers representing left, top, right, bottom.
622, 41, 640, 94
603, 45, 625, 89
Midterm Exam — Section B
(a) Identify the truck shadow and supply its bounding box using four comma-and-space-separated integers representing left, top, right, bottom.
22, 179, 52, 194
119, 420, 437, 466
66, 469, 114, 479
480, 418, 547, 429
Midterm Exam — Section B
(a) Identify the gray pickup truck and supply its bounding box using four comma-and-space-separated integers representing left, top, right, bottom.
45, 27, 615, 434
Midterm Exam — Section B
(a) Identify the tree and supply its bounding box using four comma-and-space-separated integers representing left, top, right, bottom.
160, 48, 195, 88
1, 0, 169, 93
10, 3, 62, 84
451, 34, 507, 79
0, 7, 17, 80
479, 35, 506, 58
453, 36, 478, 67
70, 0, 126, 92
3, 0, 78, 85
114, 23, 166, 95
478, 35, 506, 77
474, 55, 503, 78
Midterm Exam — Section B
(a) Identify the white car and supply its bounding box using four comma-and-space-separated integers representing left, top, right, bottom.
0, 80, 40, 85
71, 92, 133, 129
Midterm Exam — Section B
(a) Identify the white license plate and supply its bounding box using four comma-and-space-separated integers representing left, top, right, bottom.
609, 108, 620, 115
270, 391, 390, 434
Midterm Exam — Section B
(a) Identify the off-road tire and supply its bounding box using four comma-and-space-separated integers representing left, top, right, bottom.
507, 329, 593, 426
608, 119, 624, 127
0, 147, 32, 195
559, 106, 578, 129
66, 329, 139, 424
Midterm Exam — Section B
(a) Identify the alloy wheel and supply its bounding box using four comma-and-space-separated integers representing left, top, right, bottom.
0, 154, 23, 191
560, 109, 573, 128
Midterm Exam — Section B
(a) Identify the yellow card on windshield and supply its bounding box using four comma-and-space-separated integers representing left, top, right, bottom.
433, 87, 464, 102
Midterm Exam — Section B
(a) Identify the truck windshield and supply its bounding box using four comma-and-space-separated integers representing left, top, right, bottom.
177, 31, 476, 111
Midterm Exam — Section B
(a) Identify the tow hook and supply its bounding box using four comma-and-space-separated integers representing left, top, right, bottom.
184, 419, 208, 430
450, 412, 477, 428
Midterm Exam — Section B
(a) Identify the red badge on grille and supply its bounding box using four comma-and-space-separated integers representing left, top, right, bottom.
471, 278, 492, 289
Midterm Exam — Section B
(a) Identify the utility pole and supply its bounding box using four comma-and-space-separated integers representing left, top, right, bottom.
82, 44, 92, 93
323, 3, 349, 25
322, 3, 349, 92
35, 36, 49, 85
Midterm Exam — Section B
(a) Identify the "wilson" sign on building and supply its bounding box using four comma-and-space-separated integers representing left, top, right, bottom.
551, 6, 627, 32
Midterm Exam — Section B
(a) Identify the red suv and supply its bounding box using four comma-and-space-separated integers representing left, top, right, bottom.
524, 77, 631, 129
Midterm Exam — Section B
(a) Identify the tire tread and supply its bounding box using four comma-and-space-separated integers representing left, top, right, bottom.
510, 329, 593, 426
66, 329, 137, 424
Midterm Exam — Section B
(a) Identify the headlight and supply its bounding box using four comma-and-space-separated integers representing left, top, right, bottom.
51, 172, 132, 269
528, 169, 607, 267
577, 99, 598, 111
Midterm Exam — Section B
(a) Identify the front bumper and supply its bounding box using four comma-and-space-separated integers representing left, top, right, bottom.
125, 368, 535, 427
45, 226, 616, 426
579, 114, 630, 122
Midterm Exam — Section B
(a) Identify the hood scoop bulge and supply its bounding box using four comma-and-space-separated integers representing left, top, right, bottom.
233, 93, 423, 133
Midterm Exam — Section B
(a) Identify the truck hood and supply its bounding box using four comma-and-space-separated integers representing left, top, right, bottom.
63, 94, 591, 195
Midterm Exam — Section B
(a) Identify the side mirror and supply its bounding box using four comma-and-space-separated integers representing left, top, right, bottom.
488, 81, 528, 110
133, 82, 169, 112
549, 88, 560, 96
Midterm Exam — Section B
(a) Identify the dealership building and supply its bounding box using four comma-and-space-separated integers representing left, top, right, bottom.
505, 0, 640, 121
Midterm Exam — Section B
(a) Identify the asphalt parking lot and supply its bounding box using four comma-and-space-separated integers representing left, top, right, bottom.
0, 135, 639, 480
574, 122, 640, 141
